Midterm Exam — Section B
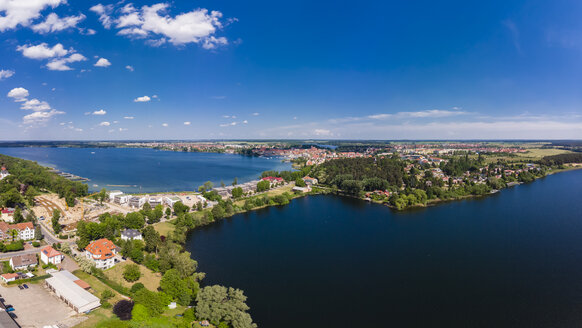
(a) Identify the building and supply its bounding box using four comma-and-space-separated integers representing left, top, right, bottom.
85, 238, 118, 269
164, 196, 181, 207
1, 273, 18, 283
108, 190, 123, 202
148, 196, 163, 207
302, 176, 318, 185
0, 166, 9, 180
41, 245, 65, 265
0, 208, 14, 222
45, 270, 100, 313
120, 229, 142, 241
114, 194, 129, 205
128, 196, 146, 208
9, 253, 38, 270
0, 222, 34, 241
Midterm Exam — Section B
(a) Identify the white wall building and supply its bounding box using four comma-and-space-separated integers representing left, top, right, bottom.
41, 245, 65, 265
45, 270, 100, 313
85, 238, 118, 269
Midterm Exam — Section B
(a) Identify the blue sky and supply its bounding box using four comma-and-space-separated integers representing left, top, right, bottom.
0, 0, 581, 140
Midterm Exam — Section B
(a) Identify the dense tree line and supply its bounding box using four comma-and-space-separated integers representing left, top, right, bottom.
539, 153, 582, 166
0, 154, 88, 207
311, 157, 404, 192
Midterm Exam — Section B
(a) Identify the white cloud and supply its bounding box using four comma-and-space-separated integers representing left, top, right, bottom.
94, 58, 111, 67
20, 98, 51, 111
123, 116, 134, 119
125, 65, 134, 71
314, 129, 332, 136
252, 112, 259, 116
92, 109, 106, 115
162, 123, 168, 127
46, 53, 86, 71
119, 127, 127, 132
99, 121, 110, 126
0, 69, 14, 80
17, 43, 68, 59
89, 3, 114, 29
31, 13, 85, 33
23, 109, 64, 125
219, 122, 237, 127
0, 0, 66, 32
97, 2, 229, 48
398, 109, 467, 118
134, 95, 151, 102
183, 121, 191, 125
242, 120, 248, 124
113, 121, 118, 124
7, 87, 28, 101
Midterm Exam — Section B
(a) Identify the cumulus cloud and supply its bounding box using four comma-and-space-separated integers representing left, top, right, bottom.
94, 58, 111, 67
242, 120, 248, 124
125, 65, 134, 71
252, 112, 259, 116
32, 13, 85, 33
21, 99, 51, 111
162, 123, 168, 127
17, 43, 68, 59
7, 86, 64, 126
0, 69, 14, 80
314, 129, 332, 136
0, 0, 66, 32
99, 121, 110, 126
7, 87, 29, 101
134, 95, 151, 102
89, 3, 114, 29
184, 121, 191, 125
23, 109, 64, 125
92, 109, 106, 115
123, 116, 134, 119
91, 2, 231, 48
219, 122, 237, 127
46, 53, 86, 71
17, 43, 86, 71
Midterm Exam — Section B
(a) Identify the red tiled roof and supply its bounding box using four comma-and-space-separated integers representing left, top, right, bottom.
42, 245, 62, 258
1, 273, 18, 279
74, 279, 90, 290
0, 221, 33, 233
85, 238, 117, 259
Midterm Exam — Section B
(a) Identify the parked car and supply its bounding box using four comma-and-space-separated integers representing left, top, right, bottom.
23, 284, 28, 289
17, 285, 23, 290
5, 307, 14, 312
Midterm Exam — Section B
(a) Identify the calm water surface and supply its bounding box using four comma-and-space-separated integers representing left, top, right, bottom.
186, 169, 582, 327
0, 147, 290, 193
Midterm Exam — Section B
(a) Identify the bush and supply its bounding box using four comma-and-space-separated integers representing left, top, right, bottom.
101, 300, 112, 309
130, 282, 145, 294
123, 264, 141, 282
101, 289, 115, 300
31, 241, 40, 247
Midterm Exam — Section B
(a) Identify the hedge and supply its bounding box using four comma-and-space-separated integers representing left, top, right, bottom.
7, 274, 51, 285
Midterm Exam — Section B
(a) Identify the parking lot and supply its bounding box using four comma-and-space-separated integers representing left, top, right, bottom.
0, 283, 87, 328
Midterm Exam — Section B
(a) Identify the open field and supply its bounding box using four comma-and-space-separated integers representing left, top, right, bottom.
153, 220, 176, 236
73, 270, 125, 304
72, 307, 115, 328
104, 260, 162, 291
479, 148, 574, 164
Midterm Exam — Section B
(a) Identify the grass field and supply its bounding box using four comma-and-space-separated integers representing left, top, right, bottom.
104, 260, 162, 291
234, 183, 295, 207
73, 270, 125, 303
481, 148, 573, 164
153, 220, 176, 236
72, 307, 115, 328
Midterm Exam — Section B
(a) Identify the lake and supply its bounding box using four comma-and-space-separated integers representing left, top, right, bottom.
186, 169, 582, 327
0, 147, 291, 193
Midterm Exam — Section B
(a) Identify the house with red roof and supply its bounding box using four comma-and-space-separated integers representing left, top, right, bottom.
0, 222, 34, 241
1, 273, 18, 283
0, 208, 15, 223
41, 245, 65, 265
85, 238, 118, 269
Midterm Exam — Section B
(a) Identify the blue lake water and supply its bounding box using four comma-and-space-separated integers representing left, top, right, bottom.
187, 169, 582, 327
0, 147, 291, 193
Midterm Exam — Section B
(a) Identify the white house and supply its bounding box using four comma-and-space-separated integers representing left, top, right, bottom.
148, 197, 163, 207
120, 229, 142, 241
0, 166, 9, 180
108, 190, 123, 202
114, 194, 129, 205
164, 196, 181, 207
9, 253, 38, 271
41, 245, 65, 265
85, 238, 118, 269
0, 208, 14, 222
1, 273, 18, 283
128, 196, 146, 209
0, 222, 34, 241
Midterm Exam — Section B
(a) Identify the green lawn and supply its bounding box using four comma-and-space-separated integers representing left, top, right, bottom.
104, 260, 162, 291
153, 221, 176, 237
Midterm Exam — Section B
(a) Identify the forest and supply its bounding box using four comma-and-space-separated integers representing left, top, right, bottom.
0, 154, 88, 207
539, 153, 582, 166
